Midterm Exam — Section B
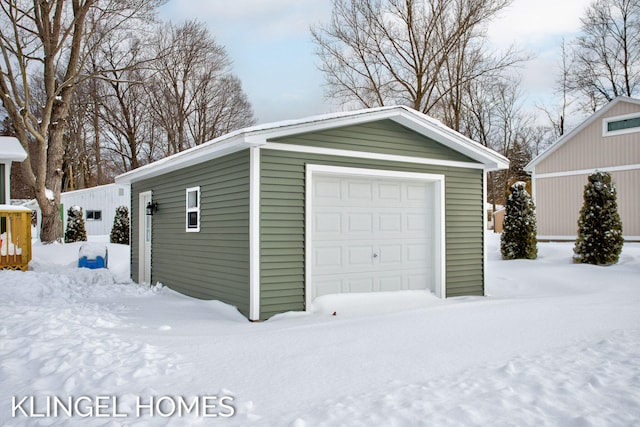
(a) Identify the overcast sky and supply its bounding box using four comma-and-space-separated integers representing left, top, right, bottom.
158, 0, 592, 125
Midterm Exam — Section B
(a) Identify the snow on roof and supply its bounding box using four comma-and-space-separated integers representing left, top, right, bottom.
525, 96, 640, 172
0, 136, 27, 162
116, 106, 509, 184
61, 183, 126, 197
0, 204, 32, 212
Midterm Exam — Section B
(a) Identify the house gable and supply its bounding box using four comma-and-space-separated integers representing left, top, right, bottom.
269, 120, 478, 164
528, 97, 640, 175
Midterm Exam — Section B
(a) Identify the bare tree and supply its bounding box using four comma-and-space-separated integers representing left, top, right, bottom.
0, 0, 163, 242
311, 0, 524, 130
188, 74, 254, 146
147, 20, 254, 156
570, 0, 640, 109
463, 76, 534, 205
538, 39, 574, 138
95, 29, 157, 173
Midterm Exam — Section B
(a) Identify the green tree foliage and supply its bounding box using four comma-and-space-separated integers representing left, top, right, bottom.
64, 206, 87, 243
573, 172, 624, 265
501, 181, 537, 260
110, 206, 130, 245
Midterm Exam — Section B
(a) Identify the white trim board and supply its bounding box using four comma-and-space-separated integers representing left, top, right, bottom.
249, 147, 261, 321
138, 191, 153, 285
2, 162, 10, 203
538, 235, 640, 242
304, 164, 446, 312
263, 142, 486, 170
533, 164, 640, 179
482, 170, 487, 295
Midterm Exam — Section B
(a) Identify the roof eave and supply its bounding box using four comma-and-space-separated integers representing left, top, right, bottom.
115, 137, 254, 185
115, 105, 509, 184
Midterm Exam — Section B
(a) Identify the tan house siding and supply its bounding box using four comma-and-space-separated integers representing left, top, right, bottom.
536, 169, 640, 238
528, 98, 640, 240
535, 101, 640, 174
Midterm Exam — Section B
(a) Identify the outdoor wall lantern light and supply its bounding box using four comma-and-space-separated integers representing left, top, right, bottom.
146, 201, 158, 216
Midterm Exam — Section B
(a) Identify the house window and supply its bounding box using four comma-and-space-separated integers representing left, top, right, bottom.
86, 210, 102, 221
186, 186, 200, 232
603, 112, 640, 136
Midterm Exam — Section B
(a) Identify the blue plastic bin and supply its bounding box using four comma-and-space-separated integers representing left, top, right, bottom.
78, 244, 108, 269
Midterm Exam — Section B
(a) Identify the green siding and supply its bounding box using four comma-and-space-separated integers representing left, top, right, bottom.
272, 120, 475, 163
260, 123, 484, 319
131, 150, 251, 317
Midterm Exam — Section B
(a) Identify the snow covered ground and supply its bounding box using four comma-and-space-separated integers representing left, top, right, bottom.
1, 234, 639, 426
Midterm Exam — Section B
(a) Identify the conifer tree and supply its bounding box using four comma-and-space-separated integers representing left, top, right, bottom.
573, 172, 624, 265
64, 206, 87, 243
500, 181, 537, 260
110, 206, 130, 245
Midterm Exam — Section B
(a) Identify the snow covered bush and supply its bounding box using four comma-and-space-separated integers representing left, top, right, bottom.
573, 172, 623, 265
64, 205, 87, 243
500, 181, 537, 260
110, 206, 130, 245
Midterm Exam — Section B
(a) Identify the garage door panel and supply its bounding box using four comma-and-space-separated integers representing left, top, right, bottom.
347, 277, 374, 293
406, 213, 430, 233
406, 183, 430, 201
315, 212, 341, 233
378, 244, 402, 264
378, 183, 402, 200
315, 246, 342, 268
348, 245, 375, 265
379, 213, 402, 232
408, 273, 430, 290
378, 276, 403, 292
315, 278, 343, 296
314, 178, 341, 200
347, 182, 373, 200
312, 173, 436, 299
406, 243, 430, 262
347, 213, 373, 232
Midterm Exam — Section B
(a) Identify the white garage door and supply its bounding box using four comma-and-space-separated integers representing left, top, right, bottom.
310, 172, 436, 299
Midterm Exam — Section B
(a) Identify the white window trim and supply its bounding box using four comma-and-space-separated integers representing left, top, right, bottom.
304, 164, 446, 312
602, 111, 640, 137
186, 186, 201, 232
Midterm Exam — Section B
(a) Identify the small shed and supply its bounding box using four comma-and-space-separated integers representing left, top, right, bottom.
116, 106, 508, 320
61, 184, 130, 236
493, 208, 506, 233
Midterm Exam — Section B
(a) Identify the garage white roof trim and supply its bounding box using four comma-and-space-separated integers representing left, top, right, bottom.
0, 136, 28, 162
116, 106, 509, 184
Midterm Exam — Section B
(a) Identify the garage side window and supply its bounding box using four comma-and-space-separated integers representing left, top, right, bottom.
86, 210, 102, 221
186, 186, 200, 232
603, 112, 640, 136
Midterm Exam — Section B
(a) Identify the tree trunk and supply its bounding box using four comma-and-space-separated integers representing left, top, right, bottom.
41, 109, 69, 242
40, 202, 63, 243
